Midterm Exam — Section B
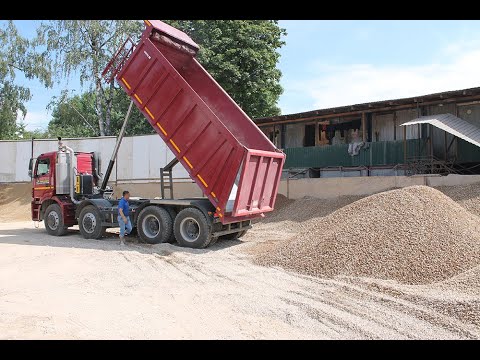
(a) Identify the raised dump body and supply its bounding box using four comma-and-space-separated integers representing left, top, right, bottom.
104, 20, 285, 224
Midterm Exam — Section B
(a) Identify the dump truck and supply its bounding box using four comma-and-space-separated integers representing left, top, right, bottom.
29, 20, 285, 248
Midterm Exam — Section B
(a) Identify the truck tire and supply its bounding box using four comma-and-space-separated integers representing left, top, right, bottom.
164, 207, 177, 244
44, 203, 68, 236
79, 205, 106, 239
174, 207, 213, 249
137, 206, 173, 244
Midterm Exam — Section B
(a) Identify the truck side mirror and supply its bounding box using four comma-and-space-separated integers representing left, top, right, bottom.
28, 158, 35, 178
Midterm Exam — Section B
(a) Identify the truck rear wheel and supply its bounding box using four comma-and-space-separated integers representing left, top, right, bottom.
137, 206, 173, 244
174, 208, 213, 249
44, 203, 68, 236
79, 205, 106, 239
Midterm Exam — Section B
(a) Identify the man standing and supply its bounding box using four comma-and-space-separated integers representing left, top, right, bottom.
118, 190, 132, 246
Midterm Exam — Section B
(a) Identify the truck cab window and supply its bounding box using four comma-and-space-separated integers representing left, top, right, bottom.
36, 159, 50, 176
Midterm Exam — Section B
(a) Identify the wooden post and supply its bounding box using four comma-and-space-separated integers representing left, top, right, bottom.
315, 120, 320, 147
444, 130, 448, 161
362, 112, 366, 142
431, 124, 434, 173
393, 112, 397, 141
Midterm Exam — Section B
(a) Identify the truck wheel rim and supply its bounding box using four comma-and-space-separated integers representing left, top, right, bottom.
47, 210, 59, 230
82, 213, 97, 234
142, 214, 160, 238
179, 217, 200, 242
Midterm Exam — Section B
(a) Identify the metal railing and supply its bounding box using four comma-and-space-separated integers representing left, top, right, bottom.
102, 38, 136, 83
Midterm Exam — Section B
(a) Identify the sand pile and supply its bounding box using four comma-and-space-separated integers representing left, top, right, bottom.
0, 183, 32, 222
255, 186, 480, 285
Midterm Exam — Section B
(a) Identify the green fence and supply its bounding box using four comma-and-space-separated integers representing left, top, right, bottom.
457, 139, 480, 163
284, 139, 427, 169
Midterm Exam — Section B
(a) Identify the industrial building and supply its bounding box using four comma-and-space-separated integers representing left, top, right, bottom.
255, 87, 480, 178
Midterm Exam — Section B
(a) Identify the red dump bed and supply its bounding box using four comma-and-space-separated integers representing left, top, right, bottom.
104, 20, 285, 224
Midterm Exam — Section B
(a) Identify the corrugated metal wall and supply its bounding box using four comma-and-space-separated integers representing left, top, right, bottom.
372, 113, 395, 141
284, 139, 426, 169
284, 123, 304, 148
427, 103, 456, 159
0, 134, 190, 183
396, 109, 420, 139
457, 139, 480, 163
457, 104, 480, 163
458, 104, 480, 128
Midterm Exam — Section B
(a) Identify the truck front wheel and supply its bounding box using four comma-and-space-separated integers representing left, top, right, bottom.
79, 205, 106, 239
174, 207, 213, 249
44, 203, 68, 236
137, 206, 173, 244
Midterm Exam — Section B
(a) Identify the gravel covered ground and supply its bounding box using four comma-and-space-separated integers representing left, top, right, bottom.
0, 183, 479, 339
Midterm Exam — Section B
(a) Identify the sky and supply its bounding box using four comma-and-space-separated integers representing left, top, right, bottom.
8, 20, 480, 131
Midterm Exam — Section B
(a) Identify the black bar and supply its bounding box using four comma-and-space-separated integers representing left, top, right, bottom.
100, 160, 115, 192
212, 225, 252, 237
164, 158, 179, 171
160, 158, 178, 199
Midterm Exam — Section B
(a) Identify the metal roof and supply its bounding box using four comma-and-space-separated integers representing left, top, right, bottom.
255, 86, 480, 125
400, 113, 480, 148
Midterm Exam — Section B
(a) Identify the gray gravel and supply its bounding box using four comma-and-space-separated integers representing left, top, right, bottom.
255, 186, 480, 285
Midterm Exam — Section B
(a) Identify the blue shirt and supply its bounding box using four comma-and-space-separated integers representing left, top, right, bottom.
118, 197, 129, 217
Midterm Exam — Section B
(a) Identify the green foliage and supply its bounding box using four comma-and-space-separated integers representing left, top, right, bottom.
166, 20, 286, 118
45, 89, 153, 138
46, 90, 98, 138
37, 20, 143, 136
40, 20, 286, 138
0, 21, 52, 139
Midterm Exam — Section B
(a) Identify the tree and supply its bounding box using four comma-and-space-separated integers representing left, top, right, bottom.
168, 20, 286, 118
46, 89, 154, 138
46, 91, 98, 138
41, 20, 286, 137
37, 20, 143, 136
0, 21, 52, 139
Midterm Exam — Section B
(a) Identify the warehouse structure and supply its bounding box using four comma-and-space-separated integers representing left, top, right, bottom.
255, 87, 480, 177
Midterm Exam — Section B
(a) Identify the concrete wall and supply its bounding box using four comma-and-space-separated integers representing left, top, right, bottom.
0, 134, 190, 183
112, 181, 203, 200
128, 174, 480, 201
278, 174, 480, 199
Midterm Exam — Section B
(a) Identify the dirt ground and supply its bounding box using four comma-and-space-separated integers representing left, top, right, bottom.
0, 183, 479, 339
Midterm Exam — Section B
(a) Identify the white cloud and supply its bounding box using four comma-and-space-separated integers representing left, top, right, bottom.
17, 109, 51, 131
281, 43, 480, 113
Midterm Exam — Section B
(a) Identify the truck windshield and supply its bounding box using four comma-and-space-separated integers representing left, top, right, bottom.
36, 159, 50, 176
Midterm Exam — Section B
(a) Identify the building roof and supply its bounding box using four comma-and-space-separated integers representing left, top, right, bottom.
255, 86, 480, 126
401, 113, 480, 148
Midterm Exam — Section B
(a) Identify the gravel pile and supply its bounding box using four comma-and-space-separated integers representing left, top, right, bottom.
0, 183, 32, 222
436, 265, 480, 296
255, 186, 480, 285
436, 183, 480, 218
245, 194, 363, 243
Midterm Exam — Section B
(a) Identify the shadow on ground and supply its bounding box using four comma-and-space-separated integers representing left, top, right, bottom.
0, 226, 243, 255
